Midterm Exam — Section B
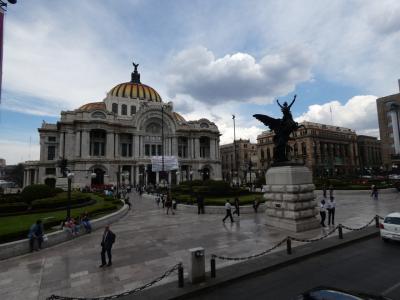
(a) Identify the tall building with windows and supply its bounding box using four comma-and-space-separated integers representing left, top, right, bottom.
376, 82, 400, 170
220, 139, 259, 184
23, 65, 221, 188
257, 121, 361, 177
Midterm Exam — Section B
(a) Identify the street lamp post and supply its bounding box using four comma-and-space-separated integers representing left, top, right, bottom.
232, 115, 238, 186
67, 172, 74, 219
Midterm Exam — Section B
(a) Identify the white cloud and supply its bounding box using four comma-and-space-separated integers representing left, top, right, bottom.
296, 95, 379, 137
166, 46, 313, 105
0, 140, 40, 165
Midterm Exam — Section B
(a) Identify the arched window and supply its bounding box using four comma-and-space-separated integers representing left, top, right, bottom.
131, 106, 136, 115
112, 103, 118, 114
120, 133, 132, 157
121, 104, 127, 115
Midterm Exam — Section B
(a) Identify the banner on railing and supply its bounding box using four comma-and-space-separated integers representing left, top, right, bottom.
151, 156, 179, 172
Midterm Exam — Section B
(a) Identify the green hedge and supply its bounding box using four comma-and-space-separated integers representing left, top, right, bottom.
31, 192, 91, 210
21, 184, 58, 204
0, 194, 22, 204
0, 202, 29, 213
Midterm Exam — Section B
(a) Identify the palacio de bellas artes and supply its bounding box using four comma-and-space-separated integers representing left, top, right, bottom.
23, 64, 222, 189
3, 1, 400, 300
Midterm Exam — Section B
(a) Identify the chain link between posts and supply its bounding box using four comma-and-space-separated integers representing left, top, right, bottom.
212, 215, 384, 261
47, 263, 182, 300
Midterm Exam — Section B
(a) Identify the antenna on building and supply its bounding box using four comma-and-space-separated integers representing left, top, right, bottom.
398, 79, 400, 92
330, 106, 333, 125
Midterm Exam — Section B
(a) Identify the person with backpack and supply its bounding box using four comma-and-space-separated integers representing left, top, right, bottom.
222, 199, 234, 223
99, 225, 116, 267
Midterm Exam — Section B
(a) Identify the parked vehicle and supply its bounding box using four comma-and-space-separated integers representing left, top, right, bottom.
297, 286, 392, 299
380, 212, 400, 242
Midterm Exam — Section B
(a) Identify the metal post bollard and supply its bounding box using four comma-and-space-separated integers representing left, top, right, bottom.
375, 215, 379, 228
286, 237, 292, 255
178, 263, 184, 288
211, 257, 216, 278
338, 224, 343, 239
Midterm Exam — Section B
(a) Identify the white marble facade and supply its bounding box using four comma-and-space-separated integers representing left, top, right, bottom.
23, 66, 221, 188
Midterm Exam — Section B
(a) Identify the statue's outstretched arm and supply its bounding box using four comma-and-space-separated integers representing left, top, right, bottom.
276, 99, 283, 108
288, 94, 297, 108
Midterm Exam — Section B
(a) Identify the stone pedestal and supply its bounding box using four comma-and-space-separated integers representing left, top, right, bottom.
263, 165, 320, 232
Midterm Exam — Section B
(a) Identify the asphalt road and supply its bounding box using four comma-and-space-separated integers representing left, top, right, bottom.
188, 236, 400, 300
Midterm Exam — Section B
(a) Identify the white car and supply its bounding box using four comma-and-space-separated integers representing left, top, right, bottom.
380, 212, 400, 242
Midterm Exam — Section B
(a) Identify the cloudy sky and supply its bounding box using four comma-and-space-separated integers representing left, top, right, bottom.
1, 0, 400, 164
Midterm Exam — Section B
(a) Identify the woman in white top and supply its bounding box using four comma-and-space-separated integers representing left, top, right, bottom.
327, 196, 336, 226
320, 199, 327, 227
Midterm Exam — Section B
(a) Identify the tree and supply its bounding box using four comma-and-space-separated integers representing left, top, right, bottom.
4, 163, 24, 187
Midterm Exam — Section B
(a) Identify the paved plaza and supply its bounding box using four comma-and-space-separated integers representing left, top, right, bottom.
1, 191, 400, 300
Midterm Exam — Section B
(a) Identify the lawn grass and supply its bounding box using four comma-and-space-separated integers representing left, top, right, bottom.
0, 194, 122, 240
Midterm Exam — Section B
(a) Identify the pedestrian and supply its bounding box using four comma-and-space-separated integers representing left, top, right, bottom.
322, 184, 327, 198
320, 199, 327, 227
233, 197, 240, 216
327, 196, 336, 226
222, 199, 234, 223
156, 194, 161, 207
197, 194, 205, 214
165, 193, 175, 215
125, 195, 132, 210
161, 194, 166, 208
81, 212, 92, 233
253, 198, 260, 213
371, 185, 378, 200
28, 219, 44, 252
329, 184, 334, 198
99, 225, 116, 268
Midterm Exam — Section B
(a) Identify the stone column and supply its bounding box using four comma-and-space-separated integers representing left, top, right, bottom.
75, 132, 81, 157
106, 132, 114, 159
156, 172, 159, 184
135, 166, 139, 186
210, 138, 216, 159
168, 172, 171, 184
114, 133, 119, 158
59, 132, 65, 158
390, 109, 400, 154
81, 130, 90, 158
133, 135, 139, 157
194, 138, 200, 158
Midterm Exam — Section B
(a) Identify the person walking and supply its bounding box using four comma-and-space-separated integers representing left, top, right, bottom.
322, 184, 327, 198
124, 195, 132, 210
371, 185, 378, 200
253, 198, 260, 213
327, 196, 336, 226
28, 220, 44, 252
100, 225, 116, 267
329, 184, 334, 198
165, 193, 175, 215
197, 194, 205, 214
233, 197, 240, 216
319, 199, 327, 227
222, 199, 234, 223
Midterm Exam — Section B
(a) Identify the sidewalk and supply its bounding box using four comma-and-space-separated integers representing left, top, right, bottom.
0, 191, 399, 300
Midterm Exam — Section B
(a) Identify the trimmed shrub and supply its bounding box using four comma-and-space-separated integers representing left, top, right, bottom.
31, 192, 91, 210
0, 194, 23, 204
21, 184, 57, 204
0, 202, 29, 213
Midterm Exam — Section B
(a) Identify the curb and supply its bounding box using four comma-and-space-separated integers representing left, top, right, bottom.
126, 226, 379, 300
0, 201, 128, 261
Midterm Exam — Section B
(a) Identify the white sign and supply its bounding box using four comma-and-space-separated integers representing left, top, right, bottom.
151, 156, 179, 172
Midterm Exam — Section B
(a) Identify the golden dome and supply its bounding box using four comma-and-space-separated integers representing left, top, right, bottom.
108, 63, 162, 102
109, 82, 162, 102
173, 112, 186, 122
78, 102, 106, 111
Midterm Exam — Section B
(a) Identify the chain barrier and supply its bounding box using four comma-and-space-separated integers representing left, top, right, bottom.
212, 215, 380, 261
341, 217, 375, 231
289, 226, 338, 243
211, 237, 288, 261
378, 215, 384, 220
47, 263, 182, 300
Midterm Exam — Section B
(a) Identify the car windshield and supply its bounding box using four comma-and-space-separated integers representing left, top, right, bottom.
384, 217, 400, 225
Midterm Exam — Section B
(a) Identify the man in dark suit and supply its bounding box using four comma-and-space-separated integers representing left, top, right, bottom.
100, 225, 116, 267
197, 194, 205, 214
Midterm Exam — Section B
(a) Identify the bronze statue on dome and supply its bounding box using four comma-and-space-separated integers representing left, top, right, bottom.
253, 94, 303, 164
132, 62, 139, 72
